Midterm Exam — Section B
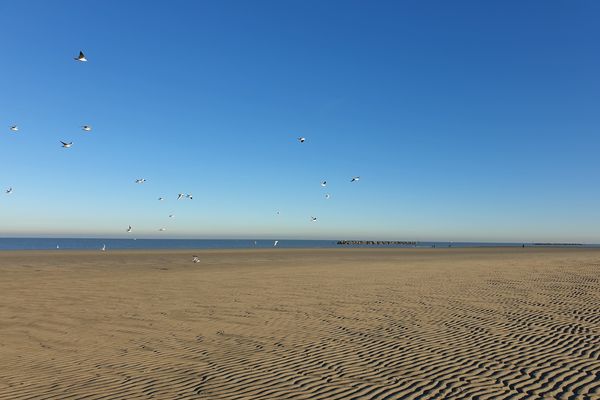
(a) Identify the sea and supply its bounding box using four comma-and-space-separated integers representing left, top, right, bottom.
0, 238, 596, 251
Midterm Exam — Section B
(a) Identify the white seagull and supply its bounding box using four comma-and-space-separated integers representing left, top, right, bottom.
74, 51, 87, 62
9, 125, 18, 132
101, 244, 106, 251
321, 181, 327, 187
135, 178, 146, 184
60, 141, 73, 148
82, 125, 92, 132
311, 216, 318, 222
5, 188, 13, 194
351, 176, 360, 182
186, 194, 193, 200
298, 137, 306, 143
158, 197, 164, 201
127, 225, 132, 233
158, 228, 166, 232
169, 214, 175, 218
192, 255, 200, 263
177, 193, 184, 200
274, 240, 279, 247
325, 193, 330, 199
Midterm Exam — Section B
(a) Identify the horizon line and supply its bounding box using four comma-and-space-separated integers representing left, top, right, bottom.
0, 236, 594, 246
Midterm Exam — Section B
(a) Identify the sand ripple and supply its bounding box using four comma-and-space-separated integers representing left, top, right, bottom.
0, 249, 599, 399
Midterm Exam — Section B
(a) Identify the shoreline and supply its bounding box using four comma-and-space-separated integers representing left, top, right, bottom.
0, 246, 599, 256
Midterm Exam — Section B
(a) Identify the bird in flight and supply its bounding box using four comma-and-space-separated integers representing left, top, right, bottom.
5, 188, 13, 195
274, 240, 279, 247
186, 194, 193, 200
127, 225, 132, 233
9, 125, 18, 132
298, 137, 306, 143
325, 193, 330, 199
158, 197, 164, 201
177, 193, 184, 200
135, 178, 146, 184
321, 181, 327, 187
192, 255, 200, 263
60, 141, 73, 148
74, 51, 87, 62
311, 216, 318, 222
169, 214, 175, 218
351, 176, 360, 182
158, 228, 166, 232
82, 125, 92, 132
101, 244, 106, 252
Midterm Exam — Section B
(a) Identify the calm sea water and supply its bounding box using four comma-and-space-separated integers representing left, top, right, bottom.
0, 238, 595, 251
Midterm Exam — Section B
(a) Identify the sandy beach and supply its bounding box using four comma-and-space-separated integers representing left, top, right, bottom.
0, 248, 599, 399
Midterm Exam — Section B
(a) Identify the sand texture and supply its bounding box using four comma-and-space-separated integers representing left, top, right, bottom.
0, 248, 599, 399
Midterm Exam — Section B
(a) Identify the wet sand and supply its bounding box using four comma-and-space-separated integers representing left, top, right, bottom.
0, 248, 599, 399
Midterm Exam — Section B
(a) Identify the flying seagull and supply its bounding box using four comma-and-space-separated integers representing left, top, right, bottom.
325, 193, 330, 199
321, 181, 327, 187
158, 228, 166, 232
158, 197, 164, 201
169, 214, 175, 218
127, 225, 132, 233
60, 141, 73, 148
5, 188, 13, 195
192, 255, 200, 263
274, 240, 279, 247
82, 125, 92, 132
351, 176, 360, 182
298, 137, 306, 143
311, 216, 318, 222
9, 125, 18, 132
135, 178, 146, 184
74, 51, 87, 62
101, 244, 106, 252
186, 194, 193, 200
177, 193, 184, 200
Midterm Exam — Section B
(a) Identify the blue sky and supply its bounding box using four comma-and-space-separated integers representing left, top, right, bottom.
1, 0, 599, 242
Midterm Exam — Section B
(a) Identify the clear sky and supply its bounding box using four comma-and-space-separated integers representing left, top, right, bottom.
1, 0, 599, 242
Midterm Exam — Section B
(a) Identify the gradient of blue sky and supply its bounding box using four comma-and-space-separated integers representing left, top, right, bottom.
1, 0, 599, 241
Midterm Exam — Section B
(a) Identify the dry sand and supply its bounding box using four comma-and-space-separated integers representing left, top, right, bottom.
0, 248, 599, 399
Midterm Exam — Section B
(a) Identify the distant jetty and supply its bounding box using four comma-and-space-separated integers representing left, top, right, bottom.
337, 240, 417, 246
532, 243, 583, 246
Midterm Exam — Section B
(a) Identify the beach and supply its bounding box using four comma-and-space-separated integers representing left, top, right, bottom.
0, 248, 599, 399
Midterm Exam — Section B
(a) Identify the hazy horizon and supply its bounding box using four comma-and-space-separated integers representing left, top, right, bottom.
0, 233, 595, 244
